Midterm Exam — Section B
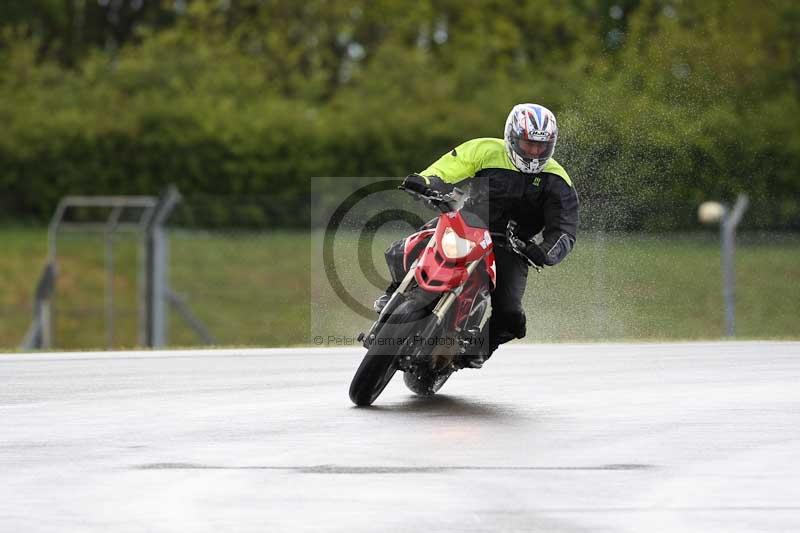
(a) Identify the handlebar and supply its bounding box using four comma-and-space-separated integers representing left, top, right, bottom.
398, 185, 464, 213
490, 221, 542, 272
400, 185, 541, 272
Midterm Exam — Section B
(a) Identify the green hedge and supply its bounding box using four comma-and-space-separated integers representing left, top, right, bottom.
1, 1, 798, 230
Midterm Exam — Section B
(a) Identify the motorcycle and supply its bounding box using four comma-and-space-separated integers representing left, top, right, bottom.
348, 185, 541, 406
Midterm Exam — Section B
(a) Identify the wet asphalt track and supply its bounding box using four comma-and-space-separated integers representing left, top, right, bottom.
1, 342, 799, 532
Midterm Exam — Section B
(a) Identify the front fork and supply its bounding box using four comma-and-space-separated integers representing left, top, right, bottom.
357, 258, 421, 349
358, 248, 481, 351
359, 236, 436, 348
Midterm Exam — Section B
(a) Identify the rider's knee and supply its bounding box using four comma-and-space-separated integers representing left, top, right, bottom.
490, 308, 526, 339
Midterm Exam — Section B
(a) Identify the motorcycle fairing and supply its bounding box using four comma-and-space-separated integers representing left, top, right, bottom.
413, 211, 496, 293
403, 228, 436, 271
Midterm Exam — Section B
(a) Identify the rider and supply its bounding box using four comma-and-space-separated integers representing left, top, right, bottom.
378, 103, 579, 368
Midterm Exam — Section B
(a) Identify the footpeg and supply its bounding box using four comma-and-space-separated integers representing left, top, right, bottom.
457, 327, 487, 369
458, 327, 481, 351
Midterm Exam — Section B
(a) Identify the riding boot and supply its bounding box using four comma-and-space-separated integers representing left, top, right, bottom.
458, 324, 496, 369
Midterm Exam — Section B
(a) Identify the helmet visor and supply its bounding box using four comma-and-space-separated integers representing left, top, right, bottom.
515, 137, 555, 161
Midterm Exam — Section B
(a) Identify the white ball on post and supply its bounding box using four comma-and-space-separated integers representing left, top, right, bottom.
698, 201, 727, 224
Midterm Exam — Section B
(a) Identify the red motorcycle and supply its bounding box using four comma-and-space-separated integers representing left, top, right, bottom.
349, 185, 540, 406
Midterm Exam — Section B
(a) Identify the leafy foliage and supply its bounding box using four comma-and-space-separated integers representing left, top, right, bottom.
1, 0, 798, 229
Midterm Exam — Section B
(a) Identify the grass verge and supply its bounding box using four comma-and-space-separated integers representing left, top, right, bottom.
1, 227, 797, 350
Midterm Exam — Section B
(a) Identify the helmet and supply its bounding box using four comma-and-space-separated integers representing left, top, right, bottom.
504, 103, 558, 174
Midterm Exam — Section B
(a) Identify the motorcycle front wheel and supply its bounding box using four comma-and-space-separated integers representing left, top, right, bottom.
348, 297, 429, 406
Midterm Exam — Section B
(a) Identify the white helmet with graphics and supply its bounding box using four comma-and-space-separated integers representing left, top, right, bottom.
504, 103, 558, 174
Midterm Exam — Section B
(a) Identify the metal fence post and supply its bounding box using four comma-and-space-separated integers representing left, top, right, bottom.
720, 194, 749, 337
143, 186, 181, 348
105, 205, 123, 349
20, 263, 56, 350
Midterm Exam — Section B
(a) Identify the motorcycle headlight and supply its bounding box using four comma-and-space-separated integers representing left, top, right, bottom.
441, 227, 476, 259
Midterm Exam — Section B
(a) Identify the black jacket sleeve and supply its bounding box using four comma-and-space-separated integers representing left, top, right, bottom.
536, 177, 579, 266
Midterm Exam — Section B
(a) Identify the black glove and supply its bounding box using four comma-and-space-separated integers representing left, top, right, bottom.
402, 173, 432, 195
523, 242, 546, 267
